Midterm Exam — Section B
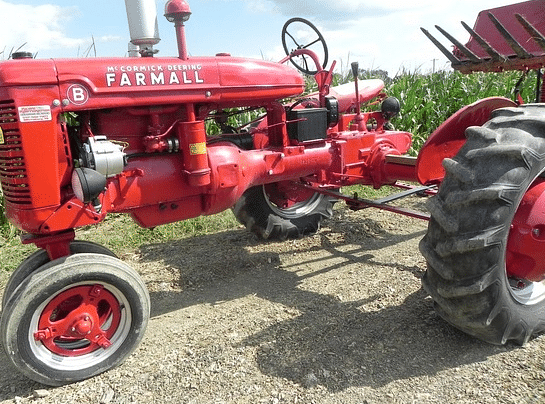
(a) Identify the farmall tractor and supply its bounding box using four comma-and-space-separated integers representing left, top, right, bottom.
0, 0, 544, 386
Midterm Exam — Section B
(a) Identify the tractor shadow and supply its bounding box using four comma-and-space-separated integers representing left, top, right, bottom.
135, 212, 512, 392
0, 210, 515, 398
0, 348, 45, 399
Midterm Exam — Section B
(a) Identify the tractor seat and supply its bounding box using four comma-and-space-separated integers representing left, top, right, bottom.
308, 79, 384, 113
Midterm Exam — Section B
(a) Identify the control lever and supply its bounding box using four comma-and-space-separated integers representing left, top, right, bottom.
351, 61, 364, 131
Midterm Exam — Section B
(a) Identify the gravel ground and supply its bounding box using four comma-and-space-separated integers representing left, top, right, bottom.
1, 197, 545, 404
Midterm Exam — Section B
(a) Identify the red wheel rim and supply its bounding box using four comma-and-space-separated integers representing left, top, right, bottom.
264, 181, 315, 209
35, 285, 121, 356
507, 178, 545, 282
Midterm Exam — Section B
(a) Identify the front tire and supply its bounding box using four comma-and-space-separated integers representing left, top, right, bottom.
0, 253, 149, 385
420, 104, 545, 345
2, 240, 117, 309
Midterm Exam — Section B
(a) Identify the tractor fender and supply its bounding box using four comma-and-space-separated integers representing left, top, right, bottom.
415, 96, 517, 185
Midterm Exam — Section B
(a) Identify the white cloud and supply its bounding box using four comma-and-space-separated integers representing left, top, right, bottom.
98, 35, 124, 43
247, 0, 519, 76
245, 0, 440, 22
0, 1, 87, 54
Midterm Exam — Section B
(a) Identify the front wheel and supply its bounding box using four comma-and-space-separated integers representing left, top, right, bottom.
420, 104, 545, 345
233, 182, 336, 240
0, 253, 150, 385
2, 240, 117, 309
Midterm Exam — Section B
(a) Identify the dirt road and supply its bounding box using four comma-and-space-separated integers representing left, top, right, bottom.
1, 197, 545, 403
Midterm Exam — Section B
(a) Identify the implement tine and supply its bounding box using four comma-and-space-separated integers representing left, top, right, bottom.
461, 21, 504, 61
488, 12, 533, 59
420, 27, 461, 65
515, 13, 545, 53
435, 24, 482, 63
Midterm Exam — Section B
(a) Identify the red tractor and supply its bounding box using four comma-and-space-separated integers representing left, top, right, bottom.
0, 0, 544, 386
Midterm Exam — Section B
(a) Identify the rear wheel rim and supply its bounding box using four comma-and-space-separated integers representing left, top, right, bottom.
506, 178, 545, 305
262, 184, 324, 219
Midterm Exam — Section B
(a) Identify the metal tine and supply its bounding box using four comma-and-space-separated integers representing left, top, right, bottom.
488, 12, 533, 59
461, 20, 504, 61
420, 27, 461, 65
434, 25, 482, 63
515, 13, 545, 53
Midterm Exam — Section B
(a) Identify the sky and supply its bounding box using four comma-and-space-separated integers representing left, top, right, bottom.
0, 0, 520, 77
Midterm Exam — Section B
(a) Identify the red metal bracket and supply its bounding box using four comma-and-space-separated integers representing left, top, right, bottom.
21, 229, 76, 260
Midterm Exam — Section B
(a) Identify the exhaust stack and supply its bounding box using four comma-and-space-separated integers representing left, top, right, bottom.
124, 0, 160, 56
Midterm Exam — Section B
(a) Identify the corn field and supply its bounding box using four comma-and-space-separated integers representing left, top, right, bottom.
387, 69, 538, 154
0, 68, 539, 240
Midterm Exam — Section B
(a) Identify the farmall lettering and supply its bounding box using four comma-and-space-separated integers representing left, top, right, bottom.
105, 64, 204, 87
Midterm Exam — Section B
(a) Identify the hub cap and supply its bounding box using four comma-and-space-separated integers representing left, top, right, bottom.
29, 282, 132, 370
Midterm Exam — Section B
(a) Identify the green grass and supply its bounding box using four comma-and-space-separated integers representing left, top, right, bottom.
0, 210, 243, 273
88, 211, 242, 254
0, 190, 15, 241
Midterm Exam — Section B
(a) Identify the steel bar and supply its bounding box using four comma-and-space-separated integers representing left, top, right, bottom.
541, 69, 545, 103
537, 68, 542, 104
299, 184, 431, 221
455, 55, 545, 74
372, 185, 436, 204
420, 27, 461, 65
515, 14, 545, 53
434, 25, 482, 63
488, 12, 533, 59
460, 21, 504, 61
394, 182, 437, 196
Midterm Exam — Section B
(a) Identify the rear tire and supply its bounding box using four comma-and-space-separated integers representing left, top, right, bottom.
420, 104, 545, 345
233, 183, 335, 240
1, 253, 149, 386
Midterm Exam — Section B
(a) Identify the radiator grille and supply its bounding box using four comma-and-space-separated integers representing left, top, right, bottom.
0, 100, 31, 205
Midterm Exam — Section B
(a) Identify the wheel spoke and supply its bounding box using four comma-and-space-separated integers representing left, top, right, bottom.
302, 37, 321, 49
285, 31, 301, 49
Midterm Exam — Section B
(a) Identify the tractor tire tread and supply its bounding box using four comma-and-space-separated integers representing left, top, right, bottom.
233, 185, 334, 240
420, 104, 545, 345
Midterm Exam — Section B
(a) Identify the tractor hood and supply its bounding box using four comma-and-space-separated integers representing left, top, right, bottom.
0, 56, 305, 111
0, 59, 58, 87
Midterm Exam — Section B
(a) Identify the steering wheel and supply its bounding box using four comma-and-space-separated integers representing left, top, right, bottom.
282, 17, 329, 75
